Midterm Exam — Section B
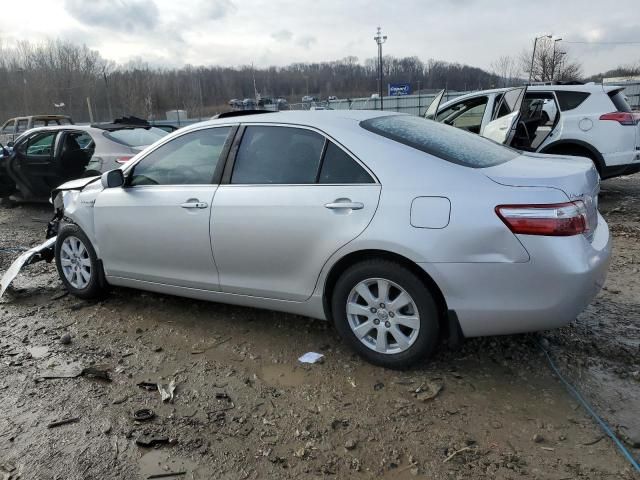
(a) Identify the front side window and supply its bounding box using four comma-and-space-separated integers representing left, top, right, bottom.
436, 97, 488, 133
361, 115, 519, 168
26, 132, 57, 156
1, 120, 15, 134
129, 127, 231, 186
231, 126, 324, 184
319, 142, 374, 184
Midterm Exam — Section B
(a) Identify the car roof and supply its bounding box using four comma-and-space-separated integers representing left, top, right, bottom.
182, 110, 399, 133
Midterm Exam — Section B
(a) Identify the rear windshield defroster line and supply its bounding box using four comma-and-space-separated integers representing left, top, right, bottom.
360, 115, 519, 168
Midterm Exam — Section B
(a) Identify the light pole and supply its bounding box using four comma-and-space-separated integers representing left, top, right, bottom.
551, 38, 562, 81
374, 26, 387, 110
528, 34, 552, 83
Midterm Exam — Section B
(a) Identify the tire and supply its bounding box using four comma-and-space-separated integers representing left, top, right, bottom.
55, 223, 107, 299
331, 259, 440, 369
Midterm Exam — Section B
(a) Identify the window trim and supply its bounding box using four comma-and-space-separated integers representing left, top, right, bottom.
123, 124, 238, 188
221, 122, 379, 186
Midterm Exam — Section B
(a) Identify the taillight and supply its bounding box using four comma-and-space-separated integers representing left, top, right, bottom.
599, 112, 640, 125
495, 201, 588, 236
115, 156, 133, 164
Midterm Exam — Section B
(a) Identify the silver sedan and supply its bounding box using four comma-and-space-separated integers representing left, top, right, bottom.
48, 111, 611, 368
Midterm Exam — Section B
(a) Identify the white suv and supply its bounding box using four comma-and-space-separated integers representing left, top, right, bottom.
429, 84, 640, 179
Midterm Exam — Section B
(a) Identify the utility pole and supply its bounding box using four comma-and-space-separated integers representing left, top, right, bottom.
551, 38, 562, 81
374, 26, 387, 110
102, 67, 113, 120
529, 34, 552, 83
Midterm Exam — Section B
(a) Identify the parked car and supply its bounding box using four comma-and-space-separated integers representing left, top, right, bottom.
302, 95, 318, 103
47, 110, 609, 368
242, 98, 257, 109
427, 84, 640, 179
0, 121, 167, 201
0, 115, 73, 145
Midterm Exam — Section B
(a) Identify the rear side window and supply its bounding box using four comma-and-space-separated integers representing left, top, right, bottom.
607, 90, 632, 113
16, 119, 28, 133
319, 142, 374, 184
360, 115, 518, 168
232, 126, 324, 184
555, 91, 590, 111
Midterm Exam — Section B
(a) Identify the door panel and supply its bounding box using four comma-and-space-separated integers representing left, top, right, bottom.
483, 87, 527, 145
95, 185, 219, 290
424, 89, 445, 120
211, 184, 380, 301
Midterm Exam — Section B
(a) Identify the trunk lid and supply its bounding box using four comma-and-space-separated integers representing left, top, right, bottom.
482, 152, 600, 240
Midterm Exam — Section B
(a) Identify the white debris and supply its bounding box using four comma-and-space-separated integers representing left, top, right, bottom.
298, 352, 324, 364
0, 237, 56, 298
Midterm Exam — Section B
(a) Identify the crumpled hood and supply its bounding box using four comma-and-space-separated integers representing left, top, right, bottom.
51, 176, 100, 201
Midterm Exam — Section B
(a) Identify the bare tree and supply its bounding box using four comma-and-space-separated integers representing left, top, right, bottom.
519, 38, 582, 82
490, 55, 521, 87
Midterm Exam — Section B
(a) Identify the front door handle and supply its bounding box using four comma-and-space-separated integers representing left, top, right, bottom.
181, 200, 208, 209
325, 201, 364, 210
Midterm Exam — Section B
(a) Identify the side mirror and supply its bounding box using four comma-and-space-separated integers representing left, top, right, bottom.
101, 169, 125, 188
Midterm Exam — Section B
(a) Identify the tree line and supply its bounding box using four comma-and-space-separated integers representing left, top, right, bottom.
0, 37, 624, 124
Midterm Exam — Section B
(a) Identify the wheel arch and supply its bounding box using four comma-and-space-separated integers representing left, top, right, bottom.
322, 249, 449, 330
539, 140, 605, 174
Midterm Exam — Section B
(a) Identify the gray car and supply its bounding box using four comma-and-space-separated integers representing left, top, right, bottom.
1, 123, 167, 201
47, 110, 611, 368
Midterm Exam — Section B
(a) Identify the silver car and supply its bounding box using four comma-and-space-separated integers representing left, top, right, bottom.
48, 111, 611, 368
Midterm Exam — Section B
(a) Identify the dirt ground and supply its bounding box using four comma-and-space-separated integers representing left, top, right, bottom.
0, 176, 639, 480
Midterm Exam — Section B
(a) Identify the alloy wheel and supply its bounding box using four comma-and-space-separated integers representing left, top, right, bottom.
346, 277, 420, 355
60, 236, 92, 289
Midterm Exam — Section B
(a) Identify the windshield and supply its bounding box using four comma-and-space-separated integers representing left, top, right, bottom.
360, 115, 519, 168
104, 127, 168, 148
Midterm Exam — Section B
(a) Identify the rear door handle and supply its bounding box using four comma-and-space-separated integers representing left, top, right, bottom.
325, 201, 364, 210
181, 200, 208, 209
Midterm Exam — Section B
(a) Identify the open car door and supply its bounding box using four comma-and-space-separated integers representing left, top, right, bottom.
482, 87, 527, 145
424, 89, 445, 120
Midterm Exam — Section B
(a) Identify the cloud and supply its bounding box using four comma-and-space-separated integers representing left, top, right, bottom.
296, 34, 317, 49
64, 0, 159, 33
200, 0, 236, 20
271, 29, 293, 42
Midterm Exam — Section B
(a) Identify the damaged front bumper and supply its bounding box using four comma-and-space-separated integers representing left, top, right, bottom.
0, 177, 100, 298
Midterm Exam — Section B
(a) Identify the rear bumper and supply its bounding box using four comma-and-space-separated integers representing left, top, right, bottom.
421, 214, 611, 337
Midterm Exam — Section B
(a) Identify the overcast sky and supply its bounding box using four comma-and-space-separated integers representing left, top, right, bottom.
2, 0, 639, 75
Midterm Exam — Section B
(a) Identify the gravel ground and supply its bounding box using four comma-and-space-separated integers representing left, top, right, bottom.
0, 176, 639, 480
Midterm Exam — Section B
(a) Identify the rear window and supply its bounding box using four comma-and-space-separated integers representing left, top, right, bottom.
555, 91, 590, 111
104, 127, 167, 147
608, 90, 632, 113
360, 115, 519, 168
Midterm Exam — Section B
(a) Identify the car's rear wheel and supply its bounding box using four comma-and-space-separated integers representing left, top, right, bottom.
332, 259, 439, 369
55, 223, 107, 299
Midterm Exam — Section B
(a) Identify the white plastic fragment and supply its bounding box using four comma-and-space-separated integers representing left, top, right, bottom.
0, 237, 56, 299
298, 352, 324, 364
158, 378, 176, 402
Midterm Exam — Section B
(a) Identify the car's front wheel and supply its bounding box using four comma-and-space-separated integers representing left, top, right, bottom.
332, 259, 440, 369
55, 223, 107, 299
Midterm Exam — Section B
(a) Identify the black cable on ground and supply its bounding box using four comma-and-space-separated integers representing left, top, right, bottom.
538, 340, 640, 473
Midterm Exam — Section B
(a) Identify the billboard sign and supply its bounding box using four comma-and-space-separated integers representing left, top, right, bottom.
388, 83, 411, 96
